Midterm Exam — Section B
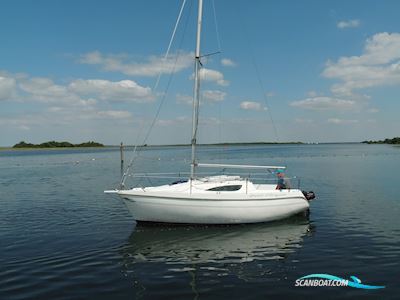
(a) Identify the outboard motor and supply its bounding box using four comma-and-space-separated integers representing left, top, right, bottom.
302, 190, 316, 201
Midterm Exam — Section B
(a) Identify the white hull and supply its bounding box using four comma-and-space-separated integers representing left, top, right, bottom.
121, 195, 308, 224
106, 2, 314, 225
113, 177, 309, 224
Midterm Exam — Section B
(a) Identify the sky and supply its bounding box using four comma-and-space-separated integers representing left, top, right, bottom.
1, 0, 400, 146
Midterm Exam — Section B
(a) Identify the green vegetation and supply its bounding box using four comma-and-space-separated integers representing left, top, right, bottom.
12, 141, 104, 148
362, 137, 400, 144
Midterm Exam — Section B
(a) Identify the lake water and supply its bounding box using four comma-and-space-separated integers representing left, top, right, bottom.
0, 144, 399, 299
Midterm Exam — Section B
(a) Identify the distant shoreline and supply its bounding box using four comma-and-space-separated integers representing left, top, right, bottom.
362, 137, 400, 144
0, 141, 372, 150
11, 141, 104, 149
0, 146, 106, 151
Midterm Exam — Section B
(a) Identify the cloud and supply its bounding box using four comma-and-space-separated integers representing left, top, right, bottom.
327, 118, 358, 124
51, 108, 133, 121
337, 19, 360, 29
367, 108, 379, 113
0, 113, 61, 128
79, 51, 193, 77
156, 116, 189, 126
19, 77, 94, 106
240, 101, 266, 111
19, 77, 63, 97
18, 125, 31, 131
200, 117, 221, 126
47, 107, 63, 113
79, 51, 103, 64
1, 70, 155, 112
154, 116, 221, 127
57, 108, 133, 121
295, 118, 314, 124
0, 76, 16, 100
96, 110, 132, 119
322, 32, 400, 97
176, 90, 226, 105
221, 58, 236, 67
307, 90, 318, 97
0, 107, 134, 136
202, 90, 226, 102
69, 79, 154, 102
290, 97, 356, 110
156, 119, 177, 126
198, 68, 229, 86
176, 93, 192, 105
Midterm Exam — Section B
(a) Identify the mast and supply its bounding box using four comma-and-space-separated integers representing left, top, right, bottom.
190, 0, 203, 179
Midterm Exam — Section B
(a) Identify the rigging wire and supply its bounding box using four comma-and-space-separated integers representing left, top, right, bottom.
233, 5, 280, 142
211, 0, 225, 163
251, 53, 280, 142
126, 0, 188, 152
121, 0, 192, 187
211, 0, 222, 53
153, 0, 187, 93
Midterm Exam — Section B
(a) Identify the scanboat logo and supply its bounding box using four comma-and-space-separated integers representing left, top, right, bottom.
295, 274, 385, 289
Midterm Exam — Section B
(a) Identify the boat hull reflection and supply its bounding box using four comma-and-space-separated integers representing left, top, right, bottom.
121, 216, 313, 265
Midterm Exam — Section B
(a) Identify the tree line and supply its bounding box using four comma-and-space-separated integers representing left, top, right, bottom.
362, 137, 400, 144
13, 141, 104, 148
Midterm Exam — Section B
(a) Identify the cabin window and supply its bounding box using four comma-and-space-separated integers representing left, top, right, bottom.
207, 185, 242, 191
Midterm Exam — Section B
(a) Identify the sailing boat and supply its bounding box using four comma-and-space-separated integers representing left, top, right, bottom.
105, 0, 314, 224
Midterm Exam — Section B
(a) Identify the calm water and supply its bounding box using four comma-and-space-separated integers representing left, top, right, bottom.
0, 144, 399, 299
